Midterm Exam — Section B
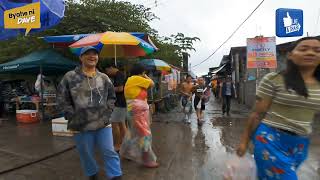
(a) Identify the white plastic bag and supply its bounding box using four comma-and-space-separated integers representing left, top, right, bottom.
35, 74, 44, 92
297, 158, 320, 180
223, 153, 257, 180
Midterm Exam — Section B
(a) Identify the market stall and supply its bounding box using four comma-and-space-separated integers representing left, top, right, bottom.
160, 65, 181, 112
42, 32, 161, 114
138, 59, 183, 113
43, 32, 158, 50
0, 49, 79, 123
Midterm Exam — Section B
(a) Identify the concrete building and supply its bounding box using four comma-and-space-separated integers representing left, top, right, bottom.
210, 36, 320, 108
227, 39, 300, 108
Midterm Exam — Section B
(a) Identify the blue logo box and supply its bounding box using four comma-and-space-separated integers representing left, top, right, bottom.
276, 8, 303, 37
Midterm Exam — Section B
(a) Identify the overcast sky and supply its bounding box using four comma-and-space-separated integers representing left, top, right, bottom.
123, 0, 320, 75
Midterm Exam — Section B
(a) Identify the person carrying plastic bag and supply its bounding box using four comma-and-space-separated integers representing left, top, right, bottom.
193, 77, 210, 126
223, 153, 257, 180
237, 37, 320, 180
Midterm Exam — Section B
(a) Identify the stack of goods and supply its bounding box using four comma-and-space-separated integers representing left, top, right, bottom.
0, 82, 18, 113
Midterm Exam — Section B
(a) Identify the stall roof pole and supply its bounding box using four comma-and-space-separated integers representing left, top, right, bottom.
40, 65, 45, 122
114, 45, 117, 66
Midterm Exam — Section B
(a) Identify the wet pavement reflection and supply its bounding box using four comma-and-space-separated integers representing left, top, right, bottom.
0, 98, 319, 180
185, 99, 320, 180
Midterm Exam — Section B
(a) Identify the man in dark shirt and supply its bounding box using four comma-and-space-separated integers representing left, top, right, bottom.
219, 77, 237, 116
105, 64, 127, 152
193, 77, 208, 126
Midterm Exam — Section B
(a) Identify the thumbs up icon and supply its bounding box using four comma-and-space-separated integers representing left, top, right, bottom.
283, 12, 293, 27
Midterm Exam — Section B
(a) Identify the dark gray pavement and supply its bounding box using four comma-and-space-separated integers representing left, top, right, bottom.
0, 98, 319, 180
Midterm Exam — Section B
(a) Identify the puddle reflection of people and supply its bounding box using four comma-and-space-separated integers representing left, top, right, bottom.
194, 126, 207, 166
237, 37, 320, 180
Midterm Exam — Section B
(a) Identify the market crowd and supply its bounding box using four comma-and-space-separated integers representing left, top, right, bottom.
56, 36, 320, 180
57, 46, 159, 180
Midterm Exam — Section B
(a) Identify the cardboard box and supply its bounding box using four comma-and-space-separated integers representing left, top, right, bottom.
51, 117, 74, 137
149, 103, 156, 115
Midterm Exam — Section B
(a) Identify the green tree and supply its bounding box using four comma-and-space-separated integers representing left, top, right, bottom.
0, 0, 199, 67
170, 33, 200, 57
51, 0, 158, 35
148, 39, 181, 67
0, 0, 158, 63
148, 33, 200, 67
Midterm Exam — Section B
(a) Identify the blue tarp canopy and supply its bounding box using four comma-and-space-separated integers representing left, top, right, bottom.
42, 34, 91, 48
0, 49, 78, 75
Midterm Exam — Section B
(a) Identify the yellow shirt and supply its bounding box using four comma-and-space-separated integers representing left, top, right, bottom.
124, 75, 151, 100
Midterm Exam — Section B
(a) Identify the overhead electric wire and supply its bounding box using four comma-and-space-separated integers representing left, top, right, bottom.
130, 0, 151, 5
122, 0, 154, 7
148, 2, 167, 9
141, 0, 154, 5
192, 0, 265, 68
144, 0, 168, 8
143, 0, 159, 7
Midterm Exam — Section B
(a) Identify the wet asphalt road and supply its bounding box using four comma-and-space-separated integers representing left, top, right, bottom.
0, 98, 319, 180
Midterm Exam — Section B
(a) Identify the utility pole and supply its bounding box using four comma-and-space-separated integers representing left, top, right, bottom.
182, 52, 189, 73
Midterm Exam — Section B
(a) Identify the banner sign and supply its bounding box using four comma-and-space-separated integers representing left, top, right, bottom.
0, 0, 65, 40
4, 2, 40, 35
247, 37, 277, 69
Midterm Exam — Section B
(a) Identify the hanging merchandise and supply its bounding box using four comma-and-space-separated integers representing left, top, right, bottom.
34, 73, 44, 92
168, 74, 174, 91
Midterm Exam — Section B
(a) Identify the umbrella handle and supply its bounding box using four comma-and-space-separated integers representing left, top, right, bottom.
114, 45, 117, 66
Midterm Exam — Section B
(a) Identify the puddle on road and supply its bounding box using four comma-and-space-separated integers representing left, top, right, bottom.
187, 109, 320, 180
